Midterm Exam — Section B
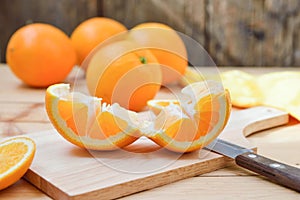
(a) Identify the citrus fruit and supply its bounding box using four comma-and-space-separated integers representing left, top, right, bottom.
45, 83, 140, 150
221, 70, 263, 108
45, 80, 231, 153
86, 40, 162, 112
6, 23, 77, 87
130, 22, 188, 85
70, 17, 127, 65
145, 81, 231, 152
0, 137, 36, 190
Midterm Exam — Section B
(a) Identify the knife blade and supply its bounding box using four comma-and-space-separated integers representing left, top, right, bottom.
204, 139, 300, 192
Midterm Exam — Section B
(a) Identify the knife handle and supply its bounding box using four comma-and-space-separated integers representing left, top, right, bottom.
235, 152, 300, 192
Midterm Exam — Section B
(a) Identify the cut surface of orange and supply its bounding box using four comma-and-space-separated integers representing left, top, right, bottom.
45, 84, 140, 150
0, 137, 36, 190
145, 80, 231, 152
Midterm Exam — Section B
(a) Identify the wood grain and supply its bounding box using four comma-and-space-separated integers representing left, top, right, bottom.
0, 65, 299, 199
23, 107, 288, 200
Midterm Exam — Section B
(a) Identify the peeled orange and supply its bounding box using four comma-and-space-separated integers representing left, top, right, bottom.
45, 80, 231, 153
6, 23, 77, 87
0, 137, 36, 190
86, 40, 162, 112
130, 23, 188, 85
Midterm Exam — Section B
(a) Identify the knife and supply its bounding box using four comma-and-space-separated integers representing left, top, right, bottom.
204, 139, 300, 192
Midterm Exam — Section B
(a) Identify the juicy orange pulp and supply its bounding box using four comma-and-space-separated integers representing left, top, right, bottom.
0, 137, 36, 190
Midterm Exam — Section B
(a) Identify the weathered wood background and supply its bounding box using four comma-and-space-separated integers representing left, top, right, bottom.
1, 0, 299, 66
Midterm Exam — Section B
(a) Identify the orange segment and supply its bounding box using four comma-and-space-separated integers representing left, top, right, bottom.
0, 137, 36, 190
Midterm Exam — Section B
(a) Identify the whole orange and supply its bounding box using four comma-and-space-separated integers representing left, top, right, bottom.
6, 23, 77, 87
130, 23, 188, 85
70, 17, 127, 65
86, 40, 162, 112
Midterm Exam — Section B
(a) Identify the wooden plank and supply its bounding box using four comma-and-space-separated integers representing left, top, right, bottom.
119, 175, 300, 200
23, 107, 288, 199
0, 122, 53, 138
0, 102, 48, 122
0, 179, 51, 200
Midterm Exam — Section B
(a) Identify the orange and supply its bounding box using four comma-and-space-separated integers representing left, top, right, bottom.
146, 81, 231, 152
45, 80, 231, 153
0, 137, 36, 190
70, 17, 127, 65
86, 40, 162, 112
130, 22, 188, 85
45, 84, 140, 150
6, 23, 77, 87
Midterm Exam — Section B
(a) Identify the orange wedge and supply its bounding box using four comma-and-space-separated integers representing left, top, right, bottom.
146, 81, 231, 153
0, 137, 36, 190
45, 84, 140, 150
46, 81, 231, 153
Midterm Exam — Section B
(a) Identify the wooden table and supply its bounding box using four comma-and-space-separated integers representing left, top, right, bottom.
0, 64, 299, 199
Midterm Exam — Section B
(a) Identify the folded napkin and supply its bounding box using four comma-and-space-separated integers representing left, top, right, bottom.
181, 67, 300, 121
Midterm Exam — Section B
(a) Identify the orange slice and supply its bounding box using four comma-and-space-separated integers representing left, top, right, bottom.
145, 81, 231, 153
45, 84, 140, 150
0, 137, 36, 190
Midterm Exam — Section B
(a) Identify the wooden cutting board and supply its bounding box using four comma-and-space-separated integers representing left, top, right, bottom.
24, 106, 288, 200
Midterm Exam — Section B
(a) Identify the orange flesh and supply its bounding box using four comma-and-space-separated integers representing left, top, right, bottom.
0, 143, 28, 173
